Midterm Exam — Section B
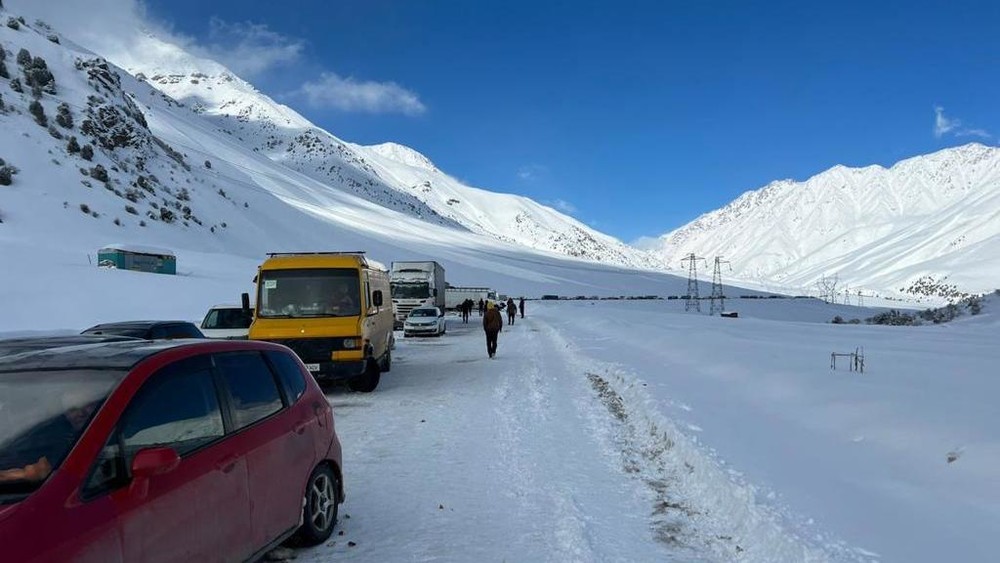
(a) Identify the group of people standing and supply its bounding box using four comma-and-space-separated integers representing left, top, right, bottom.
458, 299, 476, 323
482, 297, 524, 359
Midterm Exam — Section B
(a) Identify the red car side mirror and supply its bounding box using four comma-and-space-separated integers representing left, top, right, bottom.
129, 446, 180, 499
131, 446, 181, 479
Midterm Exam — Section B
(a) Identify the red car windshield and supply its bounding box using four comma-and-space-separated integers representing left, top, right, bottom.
0, 370, 123, 502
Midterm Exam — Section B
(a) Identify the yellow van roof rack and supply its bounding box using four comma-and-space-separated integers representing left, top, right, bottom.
265, 251, 367, 257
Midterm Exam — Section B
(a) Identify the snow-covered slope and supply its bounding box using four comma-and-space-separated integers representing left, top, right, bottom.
0, 10, 682, 329
350, 141, 659, 266
93, 30, 662, 270
649, 144, 1000, 300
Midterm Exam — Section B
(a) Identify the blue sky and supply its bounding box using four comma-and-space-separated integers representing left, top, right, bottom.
31, 0, 1000, 242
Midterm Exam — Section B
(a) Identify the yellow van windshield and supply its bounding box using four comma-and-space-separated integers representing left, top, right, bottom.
258, 268, 361, 318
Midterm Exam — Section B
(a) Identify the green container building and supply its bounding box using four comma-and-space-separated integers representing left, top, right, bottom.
97, 244, 176, 275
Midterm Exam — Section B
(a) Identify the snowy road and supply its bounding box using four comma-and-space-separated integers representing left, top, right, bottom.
297, 301, 999, 563
302, 312, 683, 562
299, 305, 827, 562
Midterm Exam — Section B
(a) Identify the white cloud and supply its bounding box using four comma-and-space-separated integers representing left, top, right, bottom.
7, 0, 157, 62
517, 164, 547, 181
201, 18, 304, 79
934, 106, 956, 138
8, 0, 424, 115
547, 199, 577, 215
934, 106, 990, 139
7, 1, 299, 77
958, 128, 991, 139
295, 72, 426, 116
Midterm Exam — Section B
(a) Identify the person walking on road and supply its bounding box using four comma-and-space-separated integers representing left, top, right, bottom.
519, 297, 525, 319
483, 301, 503, 358
506, 297, 517, 325
478, 298, 485, 316
461, 299, 471, 324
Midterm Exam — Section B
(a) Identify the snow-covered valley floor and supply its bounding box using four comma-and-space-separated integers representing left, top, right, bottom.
306, 302, 1000, 563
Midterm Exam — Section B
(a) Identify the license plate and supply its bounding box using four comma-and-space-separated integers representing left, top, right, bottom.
305, 363, 320, 372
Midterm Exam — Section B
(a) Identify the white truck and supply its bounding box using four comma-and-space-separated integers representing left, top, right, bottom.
445, 287, 498, 310
390, 261, 446, 328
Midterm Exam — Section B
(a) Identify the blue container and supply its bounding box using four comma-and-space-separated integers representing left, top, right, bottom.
97, 244, 176, 275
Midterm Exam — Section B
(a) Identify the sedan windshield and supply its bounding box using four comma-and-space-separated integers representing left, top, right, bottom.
202, 308, 252, 330
0, 370, 123, 502
409, 309, 438, 318
258, 268, 361, 319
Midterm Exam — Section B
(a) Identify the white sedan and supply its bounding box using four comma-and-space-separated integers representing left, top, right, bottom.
200, 304, 253, 339
403, 307, 446, 337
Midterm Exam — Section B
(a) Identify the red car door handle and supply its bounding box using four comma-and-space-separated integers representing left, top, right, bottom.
294, 420, 309, 434
215, 455, 238, 473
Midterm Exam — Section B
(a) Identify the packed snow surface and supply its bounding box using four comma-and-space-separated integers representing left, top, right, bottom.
3, 263, 997, 562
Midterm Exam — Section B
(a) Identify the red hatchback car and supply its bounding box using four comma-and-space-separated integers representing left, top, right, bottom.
0, 339, 343, 562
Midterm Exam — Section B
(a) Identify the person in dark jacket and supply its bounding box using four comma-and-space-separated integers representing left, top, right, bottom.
519, 297, 525, 319
461, 299, 471, 323
506, 297, 517, 325
483, 302, 503, 358
478, 299, 485, 316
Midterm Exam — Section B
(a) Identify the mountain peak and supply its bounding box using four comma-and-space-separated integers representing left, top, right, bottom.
652, 142, 1000, 298
364, 142, 438, 172
0, 13, 662, 271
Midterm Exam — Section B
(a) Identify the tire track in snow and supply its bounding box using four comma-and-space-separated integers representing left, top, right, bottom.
538, 321, 871, 563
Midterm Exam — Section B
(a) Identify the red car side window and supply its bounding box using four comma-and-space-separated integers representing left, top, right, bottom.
263, 350, 307, 404
119, 360, 225, 461
213, 352, 284, 430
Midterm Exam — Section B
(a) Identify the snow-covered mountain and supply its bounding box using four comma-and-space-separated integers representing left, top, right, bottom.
92, 29, 662, 270
0, 10, 680, 321
648, 144, 1000, 300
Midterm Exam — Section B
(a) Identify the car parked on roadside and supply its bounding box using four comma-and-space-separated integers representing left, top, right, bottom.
403, 306, 446, 337
0, 339, 343, 562
81, 320, 205, 340
200, 304, 253, 339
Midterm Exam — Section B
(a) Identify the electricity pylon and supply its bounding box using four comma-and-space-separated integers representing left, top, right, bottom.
815, 274, 840, 304
710, 256, 731, 315
682, 253, 707, 312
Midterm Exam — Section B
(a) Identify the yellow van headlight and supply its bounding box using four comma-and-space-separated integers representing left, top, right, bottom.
342, 338, 361, 350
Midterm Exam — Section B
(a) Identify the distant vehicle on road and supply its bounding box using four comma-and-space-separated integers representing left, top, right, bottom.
445, 287, 497, 310
0, 339, 343, 562
200, 304, 253, 339
390, 261, 446, 329
403, 306, 446, 337
81, 320, 205, 340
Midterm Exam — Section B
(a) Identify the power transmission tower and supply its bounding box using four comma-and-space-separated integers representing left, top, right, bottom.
682, 253, 707, 312
815, 274, 840, 304
857, 290, 864, 308
710, 256, 731, 315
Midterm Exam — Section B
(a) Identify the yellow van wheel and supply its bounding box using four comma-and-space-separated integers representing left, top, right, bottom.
348, 361, 380, 392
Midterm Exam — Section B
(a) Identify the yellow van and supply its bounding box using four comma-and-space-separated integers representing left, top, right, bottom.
245, 252, 394, 392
